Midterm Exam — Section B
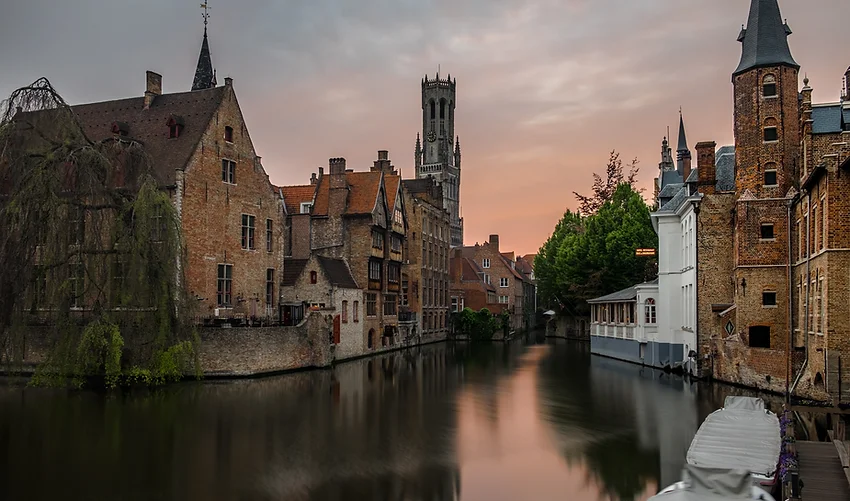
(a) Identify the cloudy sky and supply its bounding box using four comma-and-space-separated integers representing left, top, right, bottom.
2, 0, 847, 255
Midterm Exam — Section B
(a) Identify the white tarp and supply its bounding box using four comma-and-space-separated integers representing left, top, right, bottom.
649, 465, 757, 501
686, 397, 780, 478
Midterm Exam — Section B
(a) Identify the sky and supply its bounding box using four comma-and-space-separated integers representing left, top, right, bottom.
1, 0, 847, 256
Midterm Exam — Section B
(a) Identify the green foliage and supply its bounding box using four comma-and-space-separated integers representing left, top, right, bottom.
536, 182, 657, 316
0, 78, 199, 388
452, 307, 502, 341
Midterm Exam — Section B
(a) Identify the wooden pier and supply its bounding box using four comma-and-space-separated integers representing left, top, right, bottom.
797, 440, 850, 501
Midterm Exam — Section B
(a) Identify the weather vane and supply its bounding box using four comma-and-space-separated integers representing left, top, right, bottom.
201, 1, 210, 27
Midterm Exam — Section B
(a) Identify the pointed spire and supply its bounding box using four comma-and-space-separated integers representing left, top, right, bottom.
192, 4, 216, 91
677, 109, 689, 153
734, 0, 798, 77
415, 133, 421, 151
454, 136, 461, 154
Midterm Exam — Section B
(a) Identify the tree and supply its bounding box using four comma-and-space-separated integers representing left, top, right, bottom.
0, 78, 198, 387
573, 150, 640, 215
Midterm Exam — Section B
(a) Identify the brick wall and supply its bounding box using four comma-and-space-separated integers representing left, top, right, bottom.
181, 82, 283, 320
198, 312, 332, 376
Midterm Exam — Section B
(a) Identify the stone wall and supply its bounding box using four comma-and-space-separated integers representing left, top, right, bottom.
198, 312, 332, 377
546, 315, 590, 341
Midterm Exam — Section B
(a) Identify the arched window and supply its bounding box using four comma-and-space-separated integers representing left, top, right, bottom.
644, 298, 657, 325
342, 300, 348, 323
429, 100, 436, 120
440, 98, 446, 119
763, 74, 777, 98
310, 270, 317, 284
764, 117, 779, 142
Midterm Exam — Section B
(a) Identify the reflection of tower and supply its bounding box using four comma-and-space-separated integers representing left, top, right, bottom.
416, 73, 463, 247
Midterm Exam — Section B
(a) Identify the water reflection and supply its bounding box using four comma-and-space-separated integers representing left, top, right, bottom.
0, 336, 786, 501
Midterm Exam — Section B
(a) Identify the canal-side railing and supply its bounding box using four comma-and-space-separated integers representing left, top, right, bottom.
591, 323, 636, 340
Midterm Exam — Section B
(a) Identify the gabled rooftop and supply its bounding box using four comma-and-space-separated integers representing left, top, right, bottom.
733, 0, 799, 77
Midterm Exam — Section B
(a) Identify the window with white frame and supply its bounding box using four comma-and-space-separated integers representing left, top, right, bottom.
498, 295, 509, 304
500, 277, 509, 288
300, 202, 312, 214
644, 298, 656, 324
482, 258, 490, 268
241, 214, 255, 249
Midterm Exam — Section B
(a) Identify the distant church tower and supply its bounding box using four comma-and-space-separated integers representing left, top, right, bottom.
415, 73, 463, 247
192, 2, 217, 91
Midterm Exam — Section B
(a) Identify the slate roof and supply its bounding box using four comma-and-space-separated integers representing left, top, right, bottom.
280, 184, 316, 215
660, 186, 689, 212
317, 256, 359, 289
661, 169, 684, 188
587, 279, 658, 304
733, 0, 799, 77
659, 182, 684, 199
715, 146, 736, 191
811, 104, 849, 134
192, 28, 216, 91
25, 86, 229, 186
685, 168, 699, 184
677, 113, 689, 153
282, 259, 309, 287
311, 171, 383, 217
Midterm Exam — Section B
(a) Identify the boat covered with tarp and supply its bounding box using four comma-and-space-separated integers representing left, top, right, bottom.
650, 465, 776, 501
686, 396, 780, 486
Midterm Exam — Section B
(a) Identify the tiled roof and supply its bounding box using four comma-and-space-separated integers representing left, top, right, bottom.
659, 186, 689, 212
811, 104, 848, 134
36, 86, 228, 186
715, 146, 736, 192
500, 254, 525, 281
311, 171, 383, 217
661, 169, 684, 189
685, 168, 699, 184
501, 252, 515, 261
26, 87, 226, 185
587, 280, 657, 304
733, 0, 798, 76
385, 174, 401, 211
317, 256, 359, 289
282, 259, 309, 287
659, 182, 684, 198
280, 184, 316, 215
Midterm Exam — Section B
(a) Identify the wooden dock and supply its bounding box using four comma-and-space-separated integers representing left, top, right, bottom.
797, 441, 850, 501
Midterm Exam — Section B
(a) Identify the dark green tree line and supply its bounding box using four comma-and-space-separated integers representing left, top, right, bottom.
535, 152, 657, 316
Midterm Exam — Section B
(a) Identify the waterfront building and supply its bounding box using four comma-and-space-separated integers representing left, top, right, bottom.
449, 249, 500, 317
12, 26, 284, 323
415, 74, 463, 247
588, 280, 660, 366
401, 177, 451, 343
695, 0, 850, 403
280, 151, 410, 352
453, 235, 531, 332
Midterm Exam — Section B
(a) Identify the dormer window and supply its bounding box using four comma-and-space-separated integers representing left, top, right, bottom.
763, 75, 777, 98
111, 121, 129, 137
224, 126, 234, 143
300, 202, 313, 214
166, 115, 184, 139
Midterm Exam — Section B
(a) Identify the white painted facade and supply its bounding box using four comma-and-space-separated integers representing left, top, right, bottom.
651, 193, 700, 373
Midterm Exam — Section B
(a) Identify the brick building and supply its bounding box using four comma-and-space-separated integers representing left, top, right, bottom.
281, 151, 409, 352
449, 250, 501, 317
402, 177, 451, 343
455, 235, 528, 331
695, 0, 850, 403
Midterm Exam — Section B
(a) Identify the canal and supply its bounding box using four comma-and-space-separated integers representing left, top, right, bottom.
0, 334, 784, 501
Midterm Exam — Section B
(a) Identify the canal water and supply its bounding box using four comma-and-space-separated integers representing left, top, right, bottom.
0, 334, 784, 501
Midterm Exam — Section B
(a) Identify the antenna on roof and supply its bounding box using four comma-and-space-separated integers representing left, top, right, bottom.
201, 1, 210, 27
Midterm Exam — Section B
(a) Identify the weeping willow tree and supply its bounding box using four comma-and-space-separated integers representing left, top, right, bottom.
0, 78, 199, 388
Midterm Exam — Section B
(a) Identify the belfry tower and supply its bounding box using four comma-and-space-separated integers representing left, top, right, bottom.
415, 73, 463, 247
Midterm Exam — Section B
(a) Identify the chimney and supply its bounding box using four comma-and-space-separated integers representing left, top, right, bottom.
310, 172, 318, 185
318, 167, 324, 179
329, 157, 346, 175
682, 150, 693, 183
328, 158, 348, 215
372, 150, 395, 173
489, 234, 500, 251
144, 71, 162, 110
696, 141, 717, 195
224, 76, 233, 87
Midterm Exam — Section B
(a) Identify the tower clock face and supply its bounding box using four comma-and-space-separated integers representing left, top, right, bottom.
427, 130, 437, 142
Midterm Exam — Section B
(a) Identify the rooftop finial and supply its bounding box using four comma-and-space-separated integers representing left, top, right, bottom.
201, 1, 210, 28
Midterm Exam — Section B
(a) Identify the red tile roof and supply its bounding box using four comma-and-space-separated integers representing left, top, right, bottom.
311, 171, 383, 217
280, 184, 316, 215
385, 174, 401, 211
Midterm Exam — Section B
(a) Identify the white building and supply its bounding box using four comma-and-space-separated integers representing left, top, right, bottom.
588, 280, 660, 364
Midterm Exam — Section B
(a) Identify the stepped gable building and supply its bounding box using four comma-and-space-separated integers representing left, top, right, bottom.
415, 73, 463, 247
402, 177, 451, 342
696, 0, 850, 403
13, 23, 284, 321
281, 151, 410, 353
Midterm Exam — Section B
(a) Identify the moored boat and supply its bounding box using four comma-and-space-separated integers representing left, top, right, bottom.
650, 465, 776, 501
686, 396, 781, 487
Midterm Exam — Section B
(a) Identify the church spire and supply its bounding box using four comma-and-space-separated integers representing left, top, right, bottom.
676, 110, 692, 178
676, 109, 688, 154
192, 2, 217, 91
733, 0, 798, 77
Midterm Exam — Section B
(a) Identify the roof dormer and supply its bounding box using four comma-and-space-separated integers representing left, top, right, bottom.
166, 115, 185, 139
111, 121, 129, 136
